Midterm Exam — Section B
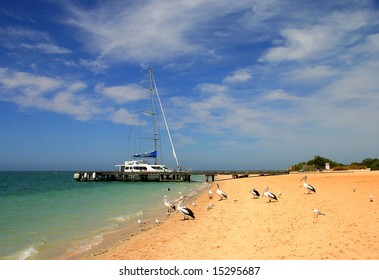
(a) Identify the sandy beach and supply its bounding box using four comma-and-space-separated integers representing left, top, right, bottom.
81, 171, 379, 260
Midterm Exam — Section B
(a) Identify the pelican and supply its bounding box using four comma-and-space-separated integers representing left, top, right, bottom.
313, 208, 325, 217
163, 195, 178, 212
207, 183, 213, 199
250, 188, 260, 199
216, 183, 227, 200
177, 196, 195, 220
263, 186, 278, 203
299, 175, 316, 194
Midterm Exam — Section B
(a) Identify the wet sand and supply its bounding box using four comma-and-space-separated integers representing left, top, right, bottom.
81, 171, 379, 260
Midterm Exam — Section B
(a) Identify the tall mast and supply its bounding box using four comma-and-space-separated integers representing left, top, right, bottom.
150, 69, 181, 170
148, 68, 158, 165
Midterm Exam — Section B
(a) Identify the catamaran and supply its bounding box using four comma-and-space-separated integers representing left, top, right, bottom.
115, 68, 180, 180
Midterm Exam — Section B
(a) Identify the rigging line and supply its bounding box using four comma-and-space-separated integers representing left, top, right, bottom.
150, 70, 180, 170
115, 117, 135, 164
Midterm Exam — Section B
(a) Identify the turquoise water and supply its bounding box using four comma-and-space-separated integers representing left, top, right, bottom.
0, 171, 206, 260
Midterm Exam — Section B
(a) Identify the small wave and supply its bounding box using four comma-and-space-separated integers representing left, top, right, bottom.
113, 216, 129, 222
17, 246, 39, 260
112, 210, 144, 222
66, 234, 104, 255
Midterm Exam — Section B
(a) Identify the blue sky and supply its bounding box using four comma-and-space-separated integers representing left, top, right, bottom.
1, 0, 379, 171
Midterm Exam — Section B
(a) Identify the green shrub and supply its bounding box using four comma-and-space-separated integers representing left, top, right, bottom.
370, 160, 379, 170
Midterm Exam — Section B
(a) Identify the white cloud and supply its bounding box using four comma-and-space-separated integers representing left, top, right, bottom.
261, 10, 374, 62
67, 81, 87, 92
50, 91, 103, 121
108, 108, 142, 125
0, 68, 102, 121
95, 83, 149, 104
0, 68, 61, 96
223, 68, 252, 83
196, 83, 228, 95
264, 89, 298, 101
262, 27, 333, 62
284, 65, 339, 82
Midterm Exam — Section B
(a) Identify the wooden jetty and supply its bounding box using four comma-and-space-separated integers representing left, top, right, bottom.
74, 170, 288, 182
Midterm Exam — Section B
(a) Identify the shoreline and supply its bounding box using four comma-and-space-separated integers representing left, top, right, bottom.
59, 180, 209, 260
79, 171, 379, 260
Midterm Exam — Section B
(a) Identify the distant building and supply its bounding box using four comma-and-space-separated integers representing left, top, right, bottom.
325, 163, 330, 170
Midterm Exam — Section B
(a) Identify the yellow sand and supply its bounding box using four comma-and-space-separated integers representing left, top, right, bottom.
81, 171, 379, 260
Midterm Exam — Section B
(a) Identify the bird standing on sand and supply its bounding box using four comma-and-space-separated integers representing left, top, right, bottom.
299, 175, 316, 194
207, 183, 213, 199
370, 194, 374, 202
205, 203, 215, 211
137, 219, 146, 226
250, 188, 260, 199
163, 195, 178, 212
216, 183, 228, 201
177, 196, 195, 220
313, 208, 326, 217
263, 186, 278, 203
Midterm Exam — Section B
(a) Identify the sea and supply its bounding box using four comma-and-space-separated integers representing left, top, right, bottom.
0, 171, 207, 260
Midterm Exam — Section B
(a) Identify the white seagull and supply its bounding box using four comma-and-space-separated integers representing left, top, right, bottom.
250, 188, 260, 199
352, 186, 356, 192
370, 194, 374, 202
163, 195, 178, 212
216, 183, 228, 201
205, 203, 215, 211
177, 196, 195, 220
299, 175, 316, 194
137, 219, 146, 226
155, 218, 161, 225
313, 208, 326, 217
207, 183, 213, 199
263, 186, 278, 203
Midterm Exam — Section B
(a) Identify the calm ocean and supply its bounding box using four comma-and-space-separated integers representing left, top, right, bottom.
0, 171, 206, 260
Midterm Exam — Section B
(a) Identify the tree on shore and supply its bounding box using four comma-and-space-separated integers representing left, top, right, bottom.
291, 156, 379, 171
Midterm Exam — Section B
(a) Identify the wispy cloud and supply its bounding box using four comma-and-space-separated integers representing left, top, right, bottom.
60, 1, 252, 64
0, 26, 71, 55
